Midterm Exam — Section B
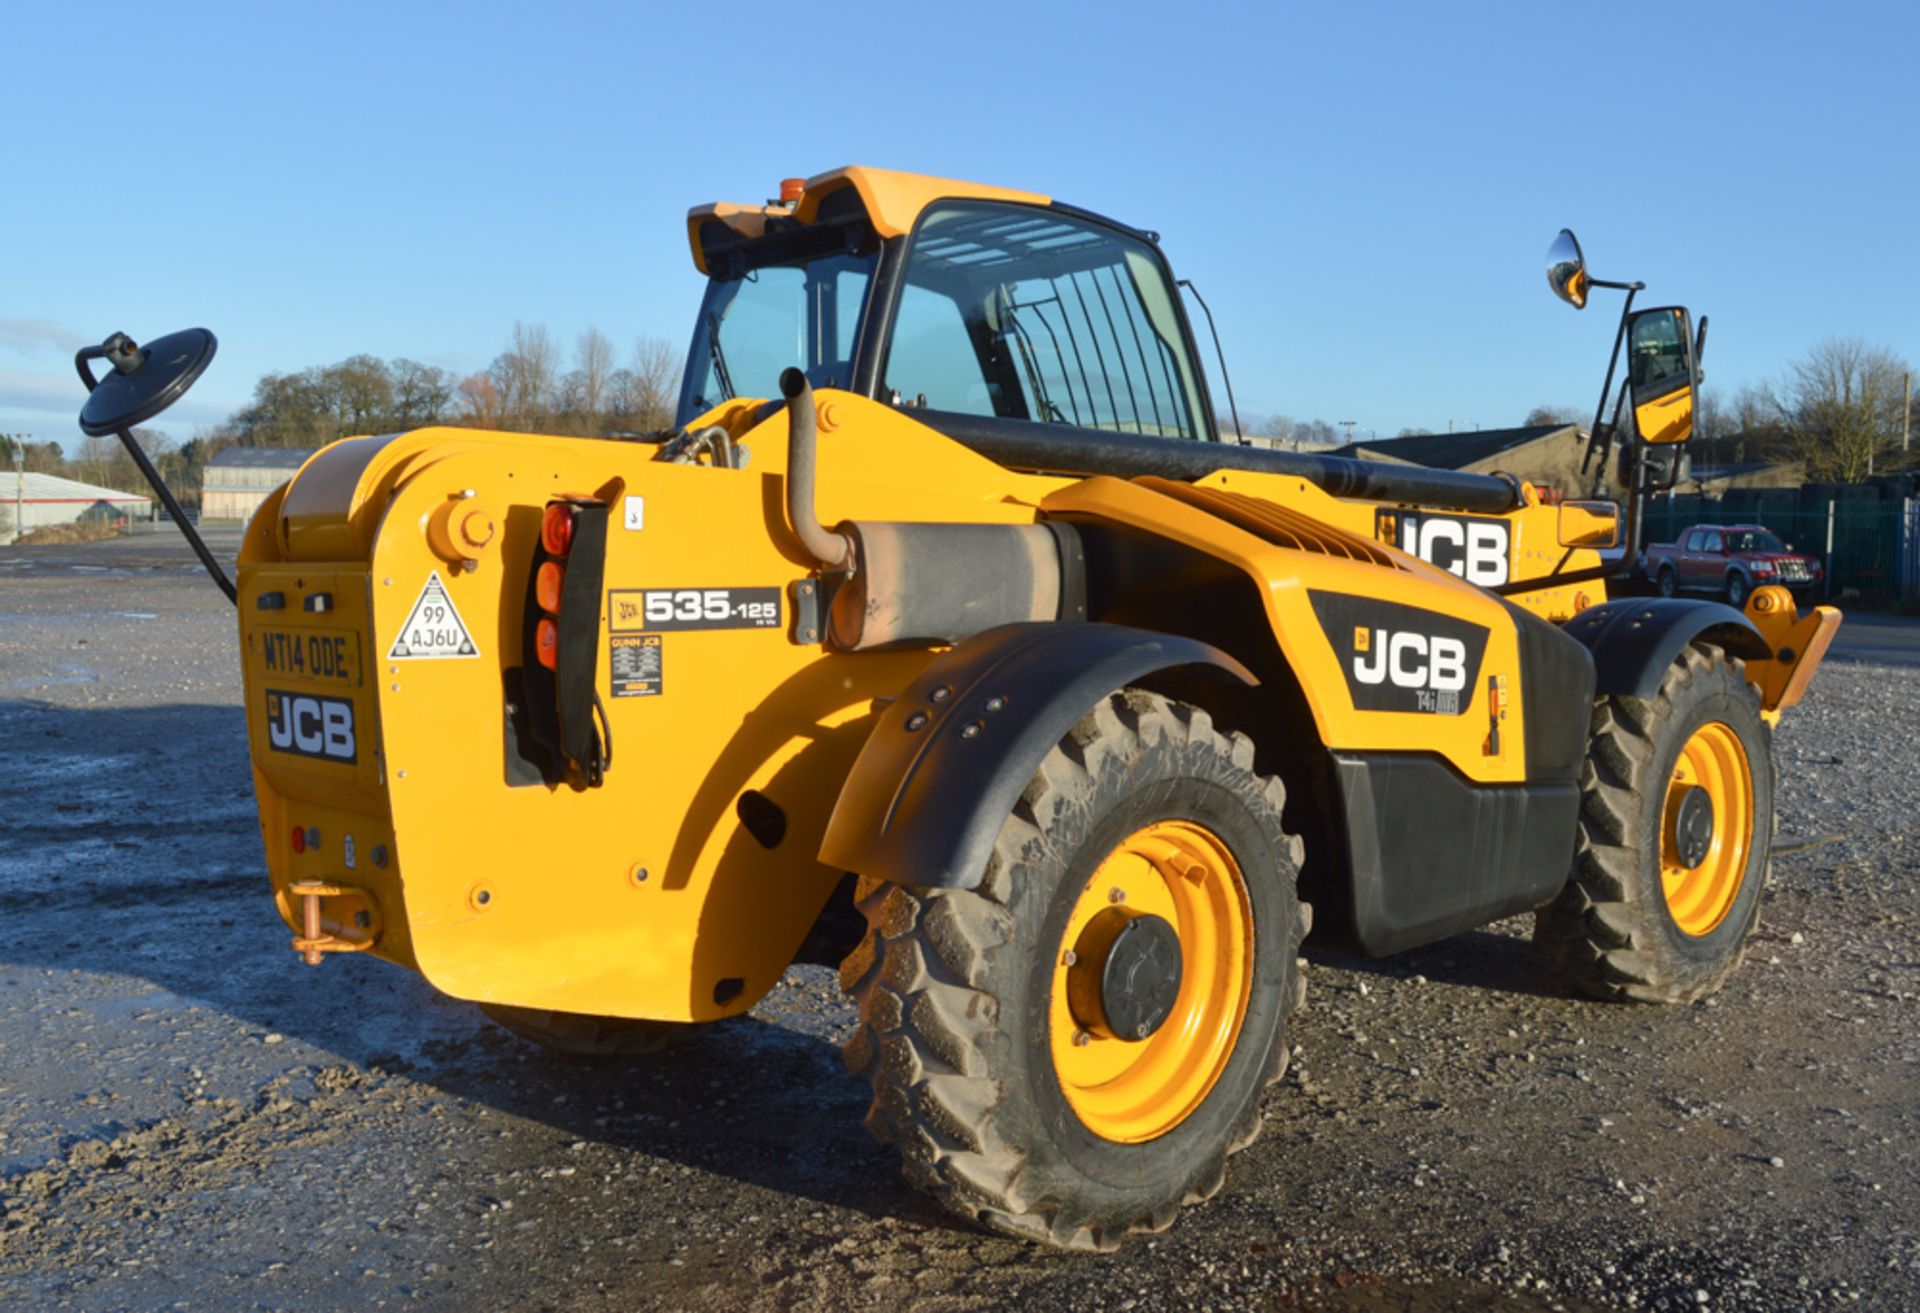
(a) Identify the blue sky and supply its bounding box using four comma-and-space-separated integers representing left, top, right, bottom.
4, 1, 1915, 450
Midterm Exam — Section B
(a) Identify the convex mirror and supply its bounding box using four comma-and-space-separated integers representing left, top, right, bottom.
77, 328, 218, 437
1546, 229, 1589, 309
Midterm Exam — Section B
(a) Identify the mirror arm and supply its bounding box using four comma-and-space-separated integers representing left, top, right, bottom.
1581, 286, 1639, 478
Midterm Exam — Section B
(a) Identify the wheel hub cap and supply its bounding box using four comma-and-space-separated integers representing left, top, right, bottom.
1671, 785, 1715, 869
1067, 909, 1183, 1041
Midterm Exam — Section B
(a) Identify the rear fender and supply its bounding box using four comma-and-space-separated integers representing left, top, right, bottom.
819, 622, 1254, 890
1563, 597, 1772, 699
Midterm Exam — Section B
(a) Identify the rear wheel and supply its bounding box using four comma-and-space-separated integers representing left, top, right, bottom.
839, 691, 1306, 1250
1535, 642, 1773, 1003
480, 1003, 695, 1057
1656, 566, 1678, 598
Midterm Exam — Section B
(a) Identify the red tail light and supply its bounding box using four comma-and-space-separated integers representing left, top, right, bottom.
541, 503, 575, 557
535, 617, 559, 669
536, 561, 566, 614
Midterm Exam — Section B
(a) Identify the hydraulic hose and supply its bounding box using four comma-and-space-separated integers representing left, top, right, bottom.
780, 368, 853, 569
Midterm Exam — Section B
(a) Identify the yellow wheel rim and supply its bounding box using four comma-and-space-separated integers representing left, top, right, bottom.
1661, 721, 1754, 937
1049, 820, 1253, 1143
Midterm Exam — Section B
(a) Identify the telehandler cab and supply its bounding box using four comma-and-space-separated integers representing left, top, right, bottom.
79, 168, 1841, 1250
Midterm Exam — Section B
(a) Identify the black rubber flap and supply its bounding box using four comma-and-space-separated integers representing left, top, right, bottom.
79, 328, 217, 436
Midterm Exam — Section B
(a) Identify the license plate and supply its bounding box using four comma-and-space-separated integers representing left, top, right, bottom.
258, 628, 362, 686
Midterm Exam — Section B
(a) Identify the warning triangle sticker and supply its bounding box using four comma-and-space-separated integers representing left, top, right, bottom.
389, 570, 480, 659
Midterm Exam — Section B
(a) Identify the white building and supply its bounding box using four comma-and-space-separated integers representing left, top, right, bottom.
1, 472, 153, 545
202, 448, 318, 523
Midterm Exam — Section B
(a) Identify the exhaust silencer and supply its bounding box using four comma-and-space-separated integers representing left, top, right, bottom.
780, 369, 1085, 651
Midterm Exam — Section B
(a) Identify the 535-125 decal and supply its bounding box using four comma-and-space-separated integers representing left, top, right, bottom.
607, 587, 781, 632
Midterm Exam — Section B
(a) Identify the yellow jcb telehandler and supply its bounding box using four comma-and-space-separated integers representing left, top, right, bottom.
77, 168, 1841, 1249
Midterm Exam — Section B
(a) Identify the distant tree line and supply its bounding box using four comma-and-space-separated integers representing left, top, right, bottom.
219, 324, 683, 448
2, 324, 686, 505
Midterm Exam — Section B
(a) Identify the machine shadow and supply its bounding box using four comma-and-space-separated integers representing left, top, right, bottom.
1306, 926, 1569, 1000
0, 698, 938, 1229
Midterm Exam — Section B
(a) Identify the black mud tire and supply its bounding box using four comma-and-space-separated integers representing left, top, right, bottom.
838, 690, 1307, 1251
1725, 571, 1750, 608
480, 1003, 696, 1057
1656, 566, 1678, 598
1534, 642, 1774, 1004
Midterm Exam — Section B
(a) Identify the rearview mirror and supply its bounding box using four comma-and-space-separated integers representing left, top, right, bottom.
1546, 229, 1588, 309
1557, 499, 1621, 549
1625, 306, 1696, 445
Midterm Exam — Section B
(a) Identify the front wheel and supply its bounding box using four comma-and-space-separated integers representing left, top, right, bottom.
1725, 571, 1750, 607
839, 691, 1306, 1250
1535, 642, 1773, 1003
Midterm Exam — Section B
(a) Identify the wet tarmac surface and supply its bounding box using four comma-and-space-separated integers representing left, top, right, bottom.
2, 529, 1916, 1310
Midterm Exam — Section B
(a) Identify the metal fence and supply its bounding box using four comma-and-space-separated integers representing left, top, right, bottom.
1641, 493, 1919, 605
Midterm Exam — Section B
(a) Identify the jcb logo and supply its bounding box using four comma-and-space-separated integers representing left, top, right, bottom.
1309, 591, 1488, 717
1379, 511, 1510, 587
1352, 627, 1469, 692
266, 690, 357, 763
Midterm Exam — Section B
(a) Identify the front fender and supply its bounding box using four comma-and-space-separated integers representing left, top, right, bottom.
1564, 597, 1772, 699
819, 622, 1254, 891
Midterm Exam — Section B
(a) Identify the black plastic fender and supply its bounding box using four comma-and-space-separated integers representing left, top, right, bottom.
1563, 597, 1772, 699
819, 622, 1255, 891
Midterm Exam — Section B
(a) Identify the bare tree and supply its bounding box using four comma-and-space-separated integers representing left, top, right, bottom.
608, 335, 683, 433
1769, 337, 1912, 482
1259, 414, 1295, 443
490, 322, 560, 432
390, 359, 453, 427
455, 372, 503, 429
563, 327, 616, 437
1524, 405, 1585, 427
77, 434, 117, 486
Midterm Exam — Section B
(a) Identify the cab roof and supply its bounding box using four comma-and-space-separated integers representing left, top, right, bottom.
686, 166, 1051, 274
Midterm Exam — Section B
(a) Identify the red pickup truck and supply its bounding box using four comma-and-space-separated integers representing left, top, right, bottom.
1642, 523, 1823, 606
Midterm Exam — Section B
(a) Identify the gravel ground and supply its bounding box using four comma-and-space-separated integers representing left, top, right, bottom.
1, 530, 1916, 1312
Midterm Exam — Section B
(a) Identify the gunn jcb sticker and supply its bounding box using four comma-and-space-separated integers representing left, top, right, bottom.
1307, 592, 1489, 716
265, 689, 357, 762
1376, 510, 1511, 587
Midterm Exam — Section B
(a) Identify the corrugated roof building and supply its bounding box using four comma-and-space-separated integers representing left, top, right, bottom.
202, 447, 319, 523
1335, 424, 1589, 495
1, 471, 153, 544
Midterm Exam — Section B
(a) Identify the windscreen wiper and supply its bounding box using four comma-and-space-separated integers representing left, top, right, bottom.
706, 312, 737, 403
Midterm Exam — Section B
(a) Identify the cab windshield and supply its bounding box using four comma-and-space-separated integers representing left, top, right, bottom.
676, 239, 878, 426
1725, 529, 1785, 553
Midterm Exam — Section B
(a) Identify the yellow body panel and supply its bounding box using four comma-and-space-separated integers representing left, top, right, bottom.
1043, 475, 1531, 783
240, 396, 1061, 1021
233, 396, 1645, 1022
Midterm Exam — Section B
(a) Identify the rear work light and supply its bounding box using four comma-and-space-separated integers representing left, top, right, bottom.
540, 502, 575, 557
523, 495, 612, 786
536, 561, 566, 614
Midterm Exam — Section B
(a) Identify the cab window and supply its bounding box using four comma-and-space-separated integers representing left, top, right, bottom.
883, 201, 1210, 439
